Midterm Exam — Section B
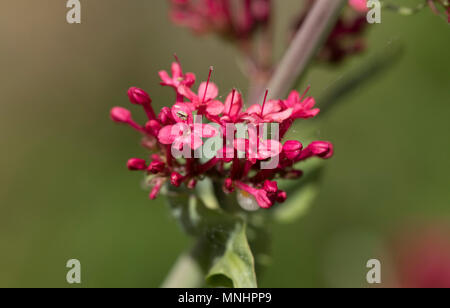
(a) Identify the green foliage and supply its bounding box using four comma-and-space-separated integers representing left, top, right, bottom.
166, 186, 257, 288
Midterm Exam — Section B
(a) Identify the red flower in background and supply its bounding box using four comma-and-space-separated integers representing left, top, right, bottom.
392, 225, 450, 288
293, 0, 369, 64
168, 0, 271, 40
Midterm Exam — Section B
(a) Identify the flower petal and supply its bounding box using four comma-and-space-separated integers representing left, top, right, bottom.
159, 70, 173, 86
198, 81, 218, 101
265, 108, 293, 122
224, 91, 243, 119
157, 125, 177, 144
206, 100, 224, 116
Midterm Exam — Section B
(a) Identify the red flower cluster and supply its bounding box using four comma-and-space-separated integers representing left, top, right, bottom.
168, 0, 271, 40
111, 60, 333, 210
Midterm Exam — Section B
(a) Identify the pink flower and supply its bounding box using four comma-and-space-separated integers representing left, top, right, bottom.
168, 0, 272, 40
158, 121, 218, 151
349, 0, 368, 13
159, 60, 196, 99
220, 89, 244, 123
178, 69, 225, 119
244, 100, 293, 123
234, 137, 282, 163
235, 181, 274, 209
111, 60, 333, 209
283, 88, 320, 120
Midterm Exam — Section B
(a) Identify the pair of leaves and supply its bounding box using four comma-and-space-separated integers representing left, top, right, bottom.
166, 186, 257, 288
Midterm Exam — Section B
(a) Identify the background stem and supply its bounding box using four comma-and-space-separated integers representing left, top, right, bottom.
265, 0, 346, 100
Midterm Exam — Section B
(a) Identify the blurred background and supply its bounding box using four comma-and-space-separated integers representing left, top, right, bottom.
0, 0, 449, 287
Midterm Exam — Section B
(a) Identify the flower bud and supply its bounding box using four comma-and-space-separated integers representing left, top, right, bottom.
263, 180, 278, 193
276, 190, 287, 203
308, 141, 334, 159
223, 178, 234, 194
145, 120, 161, 136
149, 178, 164, 200
170, 172, 185, 187
127, 158, 147, 171
148, 161, 165, 174
158, 107, 175, 125
110, 107, 131, 123
187, 178, 197, 189
283, 140, 303, 160
128, 87, 152, 106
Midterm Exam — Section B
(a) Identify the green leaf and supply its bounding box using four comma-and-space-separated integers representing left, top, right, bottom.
205, 222, 257, 288
166, 184, 257, 288
274, 160, 325, 224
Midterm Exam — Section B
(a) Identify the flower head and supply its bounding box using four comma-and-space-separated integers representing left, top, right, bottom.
111, 61, 333, 210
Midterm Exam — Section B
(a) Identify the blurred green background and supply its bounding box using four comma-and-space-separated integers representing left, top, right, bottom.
0, 0, 449, 287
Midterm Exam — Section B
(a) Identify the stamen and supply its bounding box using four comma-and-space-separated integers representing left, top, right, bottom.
228, 89, 236, 115
299, 85, 311, 102
261, 89, 269, 116
202, 66, 214, 103
174, 53, 180, 64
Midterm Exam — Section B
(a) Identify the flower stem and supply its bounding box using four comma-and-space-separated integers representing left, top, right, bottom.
265, 0, 346, 100
161, 252, 204, 288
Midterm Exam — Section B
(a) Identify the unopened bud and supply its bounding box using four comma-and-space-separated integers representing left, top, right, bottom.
127, 158, 147, 171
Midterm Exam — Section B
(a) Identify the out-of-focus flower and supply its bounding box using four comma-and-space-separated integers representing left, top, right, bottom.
111, 60, 333, 209
349, 0, 368, 13
293, 0, 368, 64
168, 0, 272, 41
391, 225, 450, 288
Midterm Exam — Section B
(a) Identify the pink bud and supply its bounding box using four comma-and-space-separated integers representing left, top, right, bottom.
149, 178, 164, 200
127, 158, 147, 171
170, 172, 185, 187
223, 178, 234, 193
148, 161, 165, 174
110, 107, 131, 123
263, 180, 278, 193
158, 107, 175, 125
308, 141, 334, 159
276, 190, 287, 203
145, 120, 161, 136
128, 87, 152, 106
283, 140, 303, 160
187, 178, 197, 189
